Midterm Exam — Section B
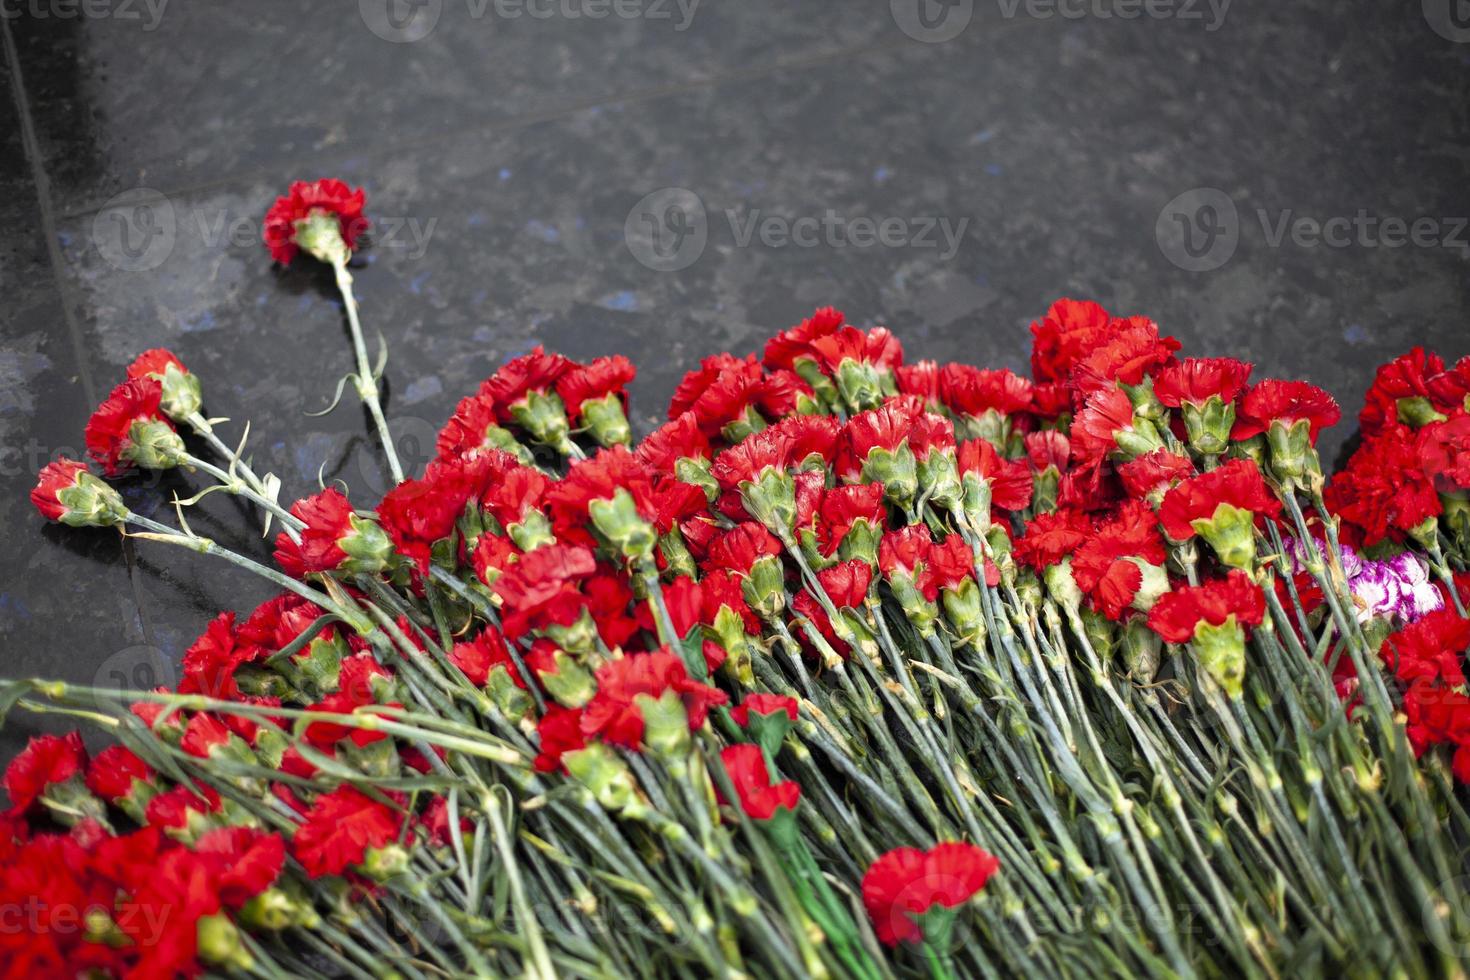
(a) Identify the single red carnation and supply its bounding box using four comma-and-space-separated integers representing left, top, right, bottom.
85, 745, 153, 802
30, 458, 92, 523
1324, 433, 1442, 544
4, 732, 86, 815
862, 842, 1000, 946
194, 826, 287, 908
1118, 450, 1196, 502
557, 355, 636, 422
668, 353, 765, 434
533, 705, 587, 773
637, 412, 712, 470
481, 346, 575, 421
807, 325, 903, 376
1014, 509, 1092, 571
450, 627, 522, 688
1232, 379, 1341, 442
179, 612, 252, 700
263, 178, 368, 265
719, 744, 800, 820
896, 359, 943, 403
84, 377, 176, 476
1380, 608, 1470, 687
1070, 317, 1180, 397
1029, 298, 1113, 384
707, 522, 784, 575
273, 488, 356, 577
1024, 430, 1071, 473
817, 559, 874, 609
938, 365, 1033, 417
957, 439, 1033, 512
1072, 500, 1168, 620
1416, 413, 1470, 493
1158, 458, 1281, 542
1070, 386, 1141, 465
819, 483, 888, 550
1146, 569, 1265, 643
730, 694, 799, 727
580, 650, 728, 750
763, 307, 846, 370
292, 785, 404, 878
1153, 357, 1253, 409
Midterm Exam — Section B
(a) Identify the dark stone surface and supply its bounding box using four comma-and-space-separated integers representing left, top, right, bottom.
2, 2, 1468, 754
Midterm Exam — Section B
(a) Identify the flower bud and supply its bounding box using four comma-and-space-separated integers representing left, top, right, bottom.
861, 445, 919, 510
941, 578, 984, 646
530, 646, 597, 708
637, 690, 693, 757
1190, 502, 1258, 570
739, 468, 797, 538
127, 418, 188, 471
360, 842, 412, 881
742, 555, 788, 621
1264, 418, 1321, 489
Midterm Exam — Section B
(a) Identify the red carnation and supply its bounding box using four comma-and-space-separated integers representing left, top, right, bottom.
668, 353, 766, 435
179, 612, 251, 700
84, 377, 181, 476
195, 825, 287, 908
1232, 379, 1341, 442
1360, 348, 1470, 435
807, 325, 904, 376
707, 522, 784, 575
557, 355, 635, 421
1070, 316, 1180, 397
1158, 458, 1281, 567
862, 842, 1000, 946
719, 744, 800, 821
730, 693, 799, 727
273, 488, 356, 577
957, 439, 1033, 512
1118, 450, 1196, 503
763, 307, 846, 370
938, 365, 1033, 418
263, 178, 368, 265
1024, 430, 1070, 473
637, 412, 713, 470
293, 785, 404, 878
896, 359, 943, 403
1325, 433, 1442, 544
1029, 297, 1113, 384
30, 457, 126, 528
817, 559, 874, 609
581, 650, 728, 750
533, 705, 587, 773
1072, 500, 1169, 620
483, 347, 572, 411
4, 732, 87, 815
1071, 386, 1149, 465
1154, 357, 1253, 409
1380, 609, 1470, 687
85, 745, 153, 802
1416, 414, 1470, 493
1014, 509, 1092, 572
450, 626, 522, 688
1147, 569, 1266, 643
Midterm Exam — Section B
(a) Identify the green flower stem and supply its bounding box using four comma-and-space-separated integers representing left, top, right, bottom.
121, 512, 372, 632
179, 450, 304, 539
332, 255, 404, 485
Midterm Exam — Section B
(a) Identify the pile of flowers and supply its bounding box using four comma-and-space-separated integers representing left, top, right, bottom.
7, 179, 1470, 979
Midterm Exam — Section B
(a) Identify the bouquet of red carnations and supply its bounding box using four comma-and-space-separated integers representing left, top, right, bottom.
6, 178, 1470, 979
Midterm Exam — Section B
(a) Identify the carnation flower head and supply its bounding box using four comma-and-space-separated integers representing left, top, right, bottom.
292, 785, 405, 878
1159, 458, 1281, 568
1030, 297, 1112, 384
719, 744, 801, 821
762, 307, 846, 370
263, 178, 368, 265
862, 842, 1000, 946
580, 650, 728, 751
85, 377, 185, 476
